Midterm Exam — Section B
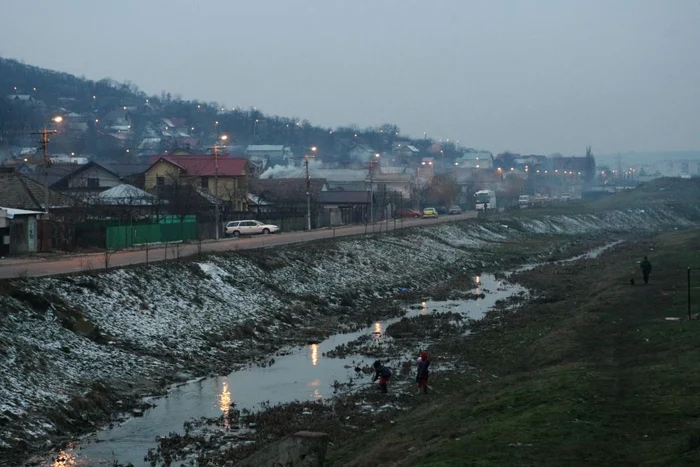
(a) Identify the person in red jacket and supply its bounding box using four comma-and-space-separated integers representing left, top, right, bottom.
416, 352, 431, 394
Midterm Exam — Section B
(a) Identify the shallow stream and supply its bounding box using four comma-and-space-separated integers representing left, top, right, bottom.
37, 241, 619, 466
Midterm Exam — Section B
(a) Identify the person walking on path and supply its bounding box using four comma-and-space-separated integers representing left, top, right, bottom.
416, 351, 431, 394
640, 256, 653, 284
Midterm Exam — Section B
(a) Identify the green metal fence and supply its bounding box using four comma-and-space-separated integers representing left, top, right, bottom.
105, 217, 199, 249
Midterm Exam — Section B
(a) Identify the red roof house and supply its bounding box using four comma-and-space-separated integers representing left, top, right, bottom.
145, 155, 249, 210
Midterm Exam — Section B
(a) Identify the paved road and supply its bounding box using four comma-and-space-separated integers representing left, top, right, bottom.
0, 211, 478, 279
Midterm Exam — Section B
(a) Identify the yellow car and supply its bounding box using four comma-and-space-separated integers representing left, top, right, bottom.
422, 207, 439, 218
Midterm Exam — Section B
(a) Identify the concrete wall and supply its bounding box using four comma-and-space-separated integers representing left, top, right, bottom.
236, 431, 329, 467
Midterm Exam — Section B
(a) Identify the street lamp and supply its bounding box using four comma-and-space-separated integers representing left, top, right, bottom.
305, 146, 317, 231
210, 135, 228, 239
253, 119, 261, 138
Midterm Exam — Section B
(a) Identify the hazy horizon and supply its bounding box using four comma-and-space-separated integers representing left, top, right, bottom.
1, 0, 699, 156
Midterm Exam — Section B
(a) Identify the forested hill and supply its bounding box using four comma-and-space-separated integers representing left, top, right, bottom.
0, 57, 455, 162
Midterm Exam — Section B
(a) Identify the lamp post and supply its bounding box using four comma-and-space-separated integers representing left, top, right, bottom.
253, 119, 261, 139
31, 116, 63, 215
368, 153, 380, 227
210, 135, 228, 240
305, 146, 317, 231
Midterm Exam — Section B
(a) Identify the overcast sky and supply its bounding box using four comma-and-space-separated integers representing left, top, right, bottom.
1, 0, 699, 155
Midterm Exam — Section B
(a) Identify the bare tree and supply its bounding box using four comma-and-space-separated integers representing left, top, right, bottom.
429, 174, 460, 207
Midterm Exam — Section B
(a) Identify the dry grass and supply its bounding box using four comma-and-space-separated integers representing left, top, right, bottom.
327, 228, 700, 466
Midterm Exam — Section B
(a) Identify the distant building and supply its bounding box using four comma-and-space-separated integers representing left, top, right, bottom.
551, 155, 596, 184
5, 94, 35, 103
370, 166, 416, 199
0, 206, 43, 255
348, 144, 377, 163
49, 155, 89, 165
318, 190, 369, 226
249, 177, 328, 214
455, 151, 493, 169
246, 145, 293, 162
392, 143, 420, 159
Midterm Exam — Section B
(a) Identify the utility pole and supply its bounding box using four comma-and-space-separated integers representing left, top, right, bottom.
368, 153, 380, 228
31, 125, 59, 214
30, 116, 62, 252
305, 155, 311, 231
369, 161, 374, 227
209, 135, 228, 240
305, 146, 317, 231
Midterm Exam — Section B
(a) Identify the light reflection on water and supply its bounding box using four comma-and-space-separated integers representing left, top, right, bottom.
308, 379, 323, 400
310, 343, 319, 366
218, 379, 232, 429
40, 272, 522, 467
52, 444, 77, 466
421, 301, 428, 315
373, 321, 383, 341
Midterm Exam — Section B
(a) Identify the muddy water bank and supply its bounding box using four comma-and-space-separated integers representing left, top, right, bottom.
147, 242, 621, 467
9, 230, 631, 466
115, 274, 523, 467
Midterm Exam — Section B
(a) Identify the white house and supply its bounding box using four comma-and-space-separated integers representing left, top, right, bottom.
348, 144, 377, 163
246, 145, 293, 160
368, 166, 417, 200
455, 151, 493, 169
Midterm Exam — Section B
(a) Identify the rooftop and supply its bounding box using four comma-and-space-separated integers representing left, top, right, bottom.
149, 155, 248, 177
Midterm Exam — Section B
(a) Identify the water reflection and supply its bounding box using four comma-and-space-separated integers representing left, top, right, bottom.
421, 301, 428, 315
308, 379, 320, 387
43, 272, 526, 467
373, 321, 382, 342
310, 343, 319, 366
52, 445, 77, 466
219, 379, 231, 429
307, 380, 323, 400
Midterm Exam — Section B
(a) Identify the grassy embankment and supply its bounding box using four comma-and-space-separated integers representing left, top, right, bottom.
328, 227, 700, 466
515, 177, 700, 219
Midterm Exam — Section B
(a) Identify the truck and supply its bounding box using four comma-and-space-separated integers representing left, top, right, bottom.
474, 190, 496, 211
518, 195, 532, 208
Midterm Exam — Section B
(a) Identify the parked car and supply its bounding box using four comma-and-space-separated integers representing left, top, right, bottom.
422, 207, 439, 218
435, 206, 448, 215
394, 209, 422, 218
448, 205, 462, 215
225, 220, 280, 237
561, 193, 571, 202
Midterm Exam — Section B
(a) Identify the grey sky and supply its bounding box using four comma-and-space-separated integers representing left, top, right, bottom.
1, 0, 699, 155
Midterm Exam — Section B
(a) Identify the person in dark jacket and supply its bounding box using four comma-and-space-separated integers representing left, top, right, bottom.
372, 360, 392, 393
416, 351, 431, 394
640, 256, 652, 284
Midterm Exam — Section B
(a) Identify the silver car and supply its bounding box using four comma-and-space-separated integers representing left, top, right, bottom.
225, 220, 280, 237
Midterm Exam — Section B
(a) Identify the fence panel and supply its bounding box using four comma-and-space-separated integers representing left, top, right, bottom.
106, 221, 199, 249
